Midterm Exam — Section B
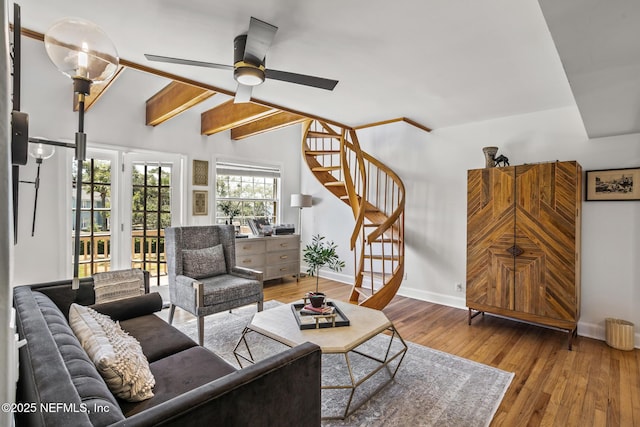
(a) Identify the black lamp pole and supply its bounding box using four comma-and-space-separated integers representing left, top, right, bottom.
72, 77, 90, 289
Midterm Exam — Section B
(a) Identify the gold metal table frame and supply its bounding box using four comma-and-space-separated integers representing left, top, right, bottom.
233, 301, 408, 420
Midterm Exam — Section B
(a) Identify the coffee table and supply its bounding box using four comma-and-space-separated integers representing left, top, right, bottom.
233, 300, 407, 419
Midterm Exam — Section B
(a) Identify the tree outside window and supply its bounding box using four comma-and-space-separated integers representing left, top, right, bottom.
215, 172, 278, 228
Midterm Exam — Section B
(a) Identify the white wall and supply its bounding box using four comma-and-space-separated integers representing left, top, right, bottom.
1, 1, 16, 422
12, 36, 303, 285
306, 106, 639, 346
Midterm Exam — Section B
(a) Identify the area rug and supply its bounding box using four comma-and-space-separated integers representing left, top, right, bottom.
163, 301, 513, 427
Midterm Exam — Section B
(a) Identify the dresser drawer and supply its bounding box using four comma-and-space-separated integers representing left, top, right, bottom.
236, 253, 265, 269
236, 240, 266, 256
266, 250, 298, 265
266, 237, 299, 252
265, 262, 299, 280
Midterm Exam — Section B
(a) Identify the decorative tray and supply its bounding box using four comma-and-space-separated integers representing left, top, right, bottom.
290, 301, 350, 330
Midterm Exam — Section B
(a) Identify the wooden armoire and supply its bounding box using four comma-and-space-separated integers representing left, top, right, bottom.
466, 161, 582, 349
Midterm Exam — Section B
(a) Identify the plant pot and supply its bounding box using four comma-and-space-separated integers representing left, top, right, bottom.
309, 294, 325, 308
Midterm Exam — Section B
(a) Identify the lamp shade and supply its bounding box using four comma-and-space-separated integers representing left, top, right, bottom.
28, 143, 55, 161
291, 194, 312, 208
44, 17, 119, 83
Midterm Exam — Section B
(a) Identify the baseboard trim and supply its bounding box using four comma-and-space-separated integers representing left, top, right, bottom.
578, 321, 640, 349
397, 286, 640, 349
397, 286, 467, 310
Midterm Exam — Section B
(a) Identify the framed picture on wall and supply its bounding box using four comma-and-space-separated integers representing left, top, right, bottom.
585, 167, 640, 201
193, 190, 208, 215
192, 160, 209, 186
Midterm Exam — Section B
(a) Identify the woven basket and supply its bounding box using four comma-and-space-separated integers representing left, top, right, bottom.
605, 318, 635, 351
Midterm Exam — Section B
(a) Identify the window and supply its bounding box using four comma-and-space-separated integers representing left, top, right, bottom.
72, 158, 112, 277
215, 161, 280, 229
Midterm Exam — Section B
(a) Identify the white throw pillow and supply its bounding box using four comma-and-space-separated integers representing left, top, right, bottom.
93, 269, 146, 304
69, 303, 155, 402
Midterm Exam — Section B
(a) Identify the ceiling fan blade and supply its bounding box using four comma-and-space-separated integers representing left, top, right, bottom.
265, 69, 338, 90
144, 54, 233, 71
243, 17, 278, 64
234, 84, 253, 103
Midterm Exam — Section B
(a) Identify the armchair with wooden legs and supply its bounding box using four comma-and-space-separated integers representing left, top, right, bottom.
165, 225, 263, 346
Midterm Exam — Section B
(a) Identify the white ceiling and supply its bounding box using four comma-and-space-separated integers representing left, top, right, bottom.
9, 0, 604, 131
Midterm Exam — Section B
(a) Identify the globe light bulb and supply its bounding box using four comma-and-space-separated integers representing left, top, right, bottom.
44, 17, 119, 83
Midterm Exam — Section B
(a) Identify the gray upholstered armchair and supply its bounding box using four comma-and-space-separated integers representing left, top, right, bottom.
165, 225, 263, 345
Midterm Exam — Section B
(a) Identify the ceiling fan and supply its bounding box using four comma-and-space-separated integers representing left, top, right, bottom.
145, 17, 339, 103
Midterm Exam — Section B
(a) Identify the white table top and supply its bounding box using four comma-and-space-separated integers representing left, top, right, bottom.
247, 300, 393, 353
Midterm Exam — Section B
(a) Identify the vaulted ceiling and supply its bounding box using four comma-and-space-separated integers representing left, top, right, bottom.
11, 0, 640, 139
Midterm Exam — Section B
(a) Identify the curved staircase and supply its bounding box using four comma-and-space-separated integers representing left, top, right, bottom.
302, 119, 405, 310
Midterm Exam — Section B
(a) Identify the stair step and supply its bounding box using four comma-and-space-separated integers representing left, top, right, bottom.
312, 166, 341, 172
361, 271, 393, 281
352, 287, 374, 298
307, 131, 340, 139
363, 254, 400, 261
306, 150, 340, 156
324, 181, 346, 188
371, 237, 399, 243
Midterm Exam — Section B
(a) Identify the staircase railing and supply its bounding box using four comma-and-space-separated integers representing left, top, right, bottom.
302, 119, 405, 310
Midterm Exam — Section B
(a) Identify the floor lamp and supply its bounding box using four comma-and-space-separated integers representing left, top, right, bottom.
291, 194, 312, 279
291, 193, 312, 240
43, 18, 119, 289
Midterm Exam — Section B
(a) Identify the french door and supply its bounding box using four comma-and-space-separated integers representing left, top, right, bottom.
123, 153, 183, 286
71, 149, 183, 283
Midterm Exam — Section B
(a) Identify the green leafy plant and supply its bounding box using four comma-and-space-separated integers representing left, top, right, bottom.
219, 201, 241, 224
303, 234, 345, 293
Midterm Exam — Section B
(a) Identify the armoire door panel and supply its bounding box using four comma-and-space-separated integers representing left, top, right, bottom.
467, 168, 515, 310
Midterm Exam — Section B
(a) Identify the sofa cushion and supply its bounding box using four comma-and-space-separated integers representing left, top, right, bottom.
119, 314, 198, 363
118, 346, 236, 417
69, 303, 155, 402
182, 244, 227, 279
93, 268, 146, 303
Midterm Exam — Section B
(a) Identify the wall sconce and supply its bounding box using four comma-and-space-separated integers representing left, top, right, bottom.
19, 143, 55, 236
43, 17, 118, 289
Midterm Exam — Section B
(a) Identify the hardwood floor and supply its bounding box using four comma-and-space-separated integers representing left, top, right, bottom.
264, 276, 640, 427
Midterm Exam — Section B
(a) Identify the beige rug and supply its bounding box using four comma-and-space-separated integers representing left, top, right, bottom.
166, 301, 513, 427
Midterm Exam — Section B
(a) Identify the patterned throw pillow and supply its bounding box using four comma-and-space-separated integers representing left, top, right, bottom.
69, 303, 155, 402
182, 244, 227, 279
93, 269, 146, 304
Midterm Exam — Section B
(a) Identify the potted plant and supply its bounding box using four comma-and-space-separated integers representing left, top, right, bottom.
303, 234, 345, 306
219, 201, 241, 225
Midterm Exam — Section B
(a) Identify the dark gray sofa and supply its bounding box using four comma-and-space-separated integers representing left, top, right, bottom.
13, 278, 321, 426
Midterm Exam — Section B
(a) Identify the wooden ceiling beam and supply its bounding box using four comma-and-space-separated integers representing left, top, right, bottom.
200, 100, 278, 135
146, 81, 215, 126
353, 117, 432, 133
73, 65, 125, 112
230, 111, 308, 140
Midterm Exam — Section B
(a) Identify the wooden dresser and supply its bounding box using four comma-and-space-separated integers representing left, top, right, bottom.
466, 161, 582, 349
235, 234, 300, 281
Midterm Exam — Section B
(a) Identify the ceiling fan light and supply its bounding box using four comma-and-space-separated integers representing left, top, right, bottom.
234, 67, 265, 86
44, 17, 119, 83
